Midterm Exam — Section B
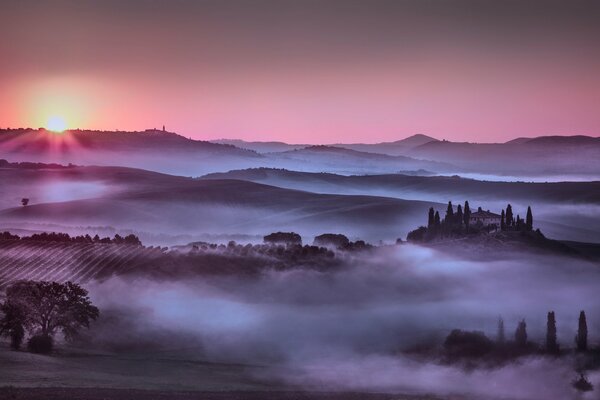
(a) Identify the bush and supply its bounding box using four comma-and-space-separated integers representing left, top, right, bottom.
444, 329, 493, 358
27, 334, 54, 354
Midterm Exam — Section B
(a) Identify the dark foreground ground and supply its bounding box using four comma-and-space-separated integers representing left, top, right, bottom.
0, 388, 449, 400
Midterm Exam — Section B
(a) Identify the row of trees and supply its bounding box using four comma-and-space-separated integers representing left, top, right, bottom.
500, 204, 533, 232
0, 231, 142, 246
0, 281, 99, 354
446, 310, 591, 360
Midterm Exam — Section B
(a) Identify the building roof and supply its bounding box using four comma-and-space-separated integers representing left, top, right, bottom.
470, 210, 501, 218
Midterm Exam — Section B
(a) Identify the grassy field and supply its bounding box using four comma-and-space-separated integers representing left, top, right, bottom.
0, 342, 450, 400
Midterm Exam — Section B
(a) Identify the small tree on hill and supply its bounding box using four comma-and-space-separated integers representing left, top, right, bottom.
501, 210, 506, 231
546, 311, 559, 354
576, 310, 588, 352
526, 206, 533, 231
434, 211, 441, 228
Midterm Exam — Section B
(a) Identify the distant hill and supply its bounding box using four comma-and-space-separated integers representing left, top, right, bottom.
409, 135, 600, 177
267, 145, 455, 174
211, 139, 308, 153
202, 168, 600, 243
213, 134, 439, 156
332, 134, 439, 155
202, 168, 600, 204
0, 128, 262, 176
0, 164, 440, 243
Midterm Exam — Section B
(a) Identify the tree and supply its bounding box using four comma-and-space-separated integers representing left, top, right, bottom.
456, 205, 463, 226
576, 310, 588, 352
428, 207, 435, 228
2, 281, 99, 352
546, 311, 559, 354
515, 319, 528, 347
434, 211, 441, 227
500, 210, 506, 231
463, 201, 471, 229
526, 206, 533, 231
21, 198, 29, 206
0, 301, 26, 350
506, 204, 513, 227
445, 201, 454, 222
497, 316, 505, 345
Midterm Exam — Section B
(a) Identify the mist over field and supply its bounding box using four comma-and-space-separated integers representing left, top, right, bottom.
75, 244, 600, 399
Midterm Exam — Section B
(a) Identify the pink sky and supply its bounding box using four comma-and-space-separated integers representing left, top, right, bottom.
1, 0, 599, 144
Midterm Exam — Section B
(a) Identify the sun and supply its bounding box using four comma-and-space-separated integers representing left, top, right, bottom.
46, 116, 68, 132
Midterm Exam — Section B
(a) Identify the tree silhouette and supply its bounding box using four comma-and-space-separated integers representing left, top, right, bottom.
546, 311, 559, 354
428, 207, 435, 228
506, 204, 513, 227
2, 281, 99, 352
456, 204, 463, 226
434, 211, 441, 227
445, 201, 454, 222
515, 319, 528, 347
497, 316, 505, 345
526, 206, 533, 231
501, 210, 506, 231
0, 301, 26, 350
576, 310, 588, 352
463, 201, 471, 229
21, 198, 29, 206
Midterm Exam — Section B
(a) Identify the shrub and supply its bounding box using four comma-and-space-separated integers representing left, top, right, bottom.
444, 329, 493, 358
27, 334, 54, 354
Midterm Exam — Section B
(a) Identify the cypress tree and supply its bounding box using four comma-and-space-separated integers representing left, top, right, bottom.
516, 215, 521, 230
497, 316, 505, 345
501, 210, 506, 231
463, 201, 471, 228
526, 206, 533, 231
445, 201, 454, 222
428, 207, 435, 228
576, 310, 588, 352
434, 211, 441, 227
456, 204, 463, 226
515, 319, 528, 348
546, 311, 559, 354
506, 204, 513, 227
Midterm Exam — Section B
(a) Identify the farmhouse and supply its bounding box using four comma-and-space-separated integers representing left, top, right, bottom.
470, 210, 501, 227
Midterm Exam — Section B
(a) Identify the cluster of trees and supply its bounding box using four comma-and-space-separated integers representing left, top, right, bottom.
0, 159, 75, 169
0, 281, 99, 354
445, 310, 591, 360
500, 204, 534, 232
408, 200, 535, 242
0, 231, 142, 246
262, 232, 371, 251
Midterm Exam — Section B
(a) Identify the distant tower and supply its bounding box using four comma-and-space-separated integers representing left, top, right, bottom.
162, 125, 166, 132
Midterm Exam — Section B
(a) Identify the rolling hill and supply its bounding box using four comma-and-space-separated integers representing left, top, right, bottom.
0, 164, 440, 243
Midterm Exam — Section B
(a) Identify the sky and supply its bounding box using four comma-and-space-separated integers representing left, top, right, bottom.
1, 0, 599, 144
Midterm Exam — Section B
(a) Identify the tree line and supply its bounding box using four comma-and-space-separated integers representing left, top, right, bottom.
445, 310, 591, 359
0, 231, 142, 246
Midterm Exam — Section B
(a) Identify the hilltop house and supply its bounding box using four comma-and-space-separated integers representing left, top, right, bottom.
470, 210, 501, 227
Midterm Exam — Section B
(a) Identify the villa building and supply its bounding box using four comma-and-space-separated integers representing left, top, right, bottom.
469, 210, 502, 227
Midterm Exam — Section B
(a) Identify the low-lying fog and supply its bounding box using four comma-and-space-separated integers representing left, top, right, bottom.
87, 245, 600, 399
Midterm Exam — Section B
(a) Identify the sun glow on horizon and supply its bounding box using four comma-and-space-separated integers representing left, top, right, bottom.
46, 116, 68, 132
